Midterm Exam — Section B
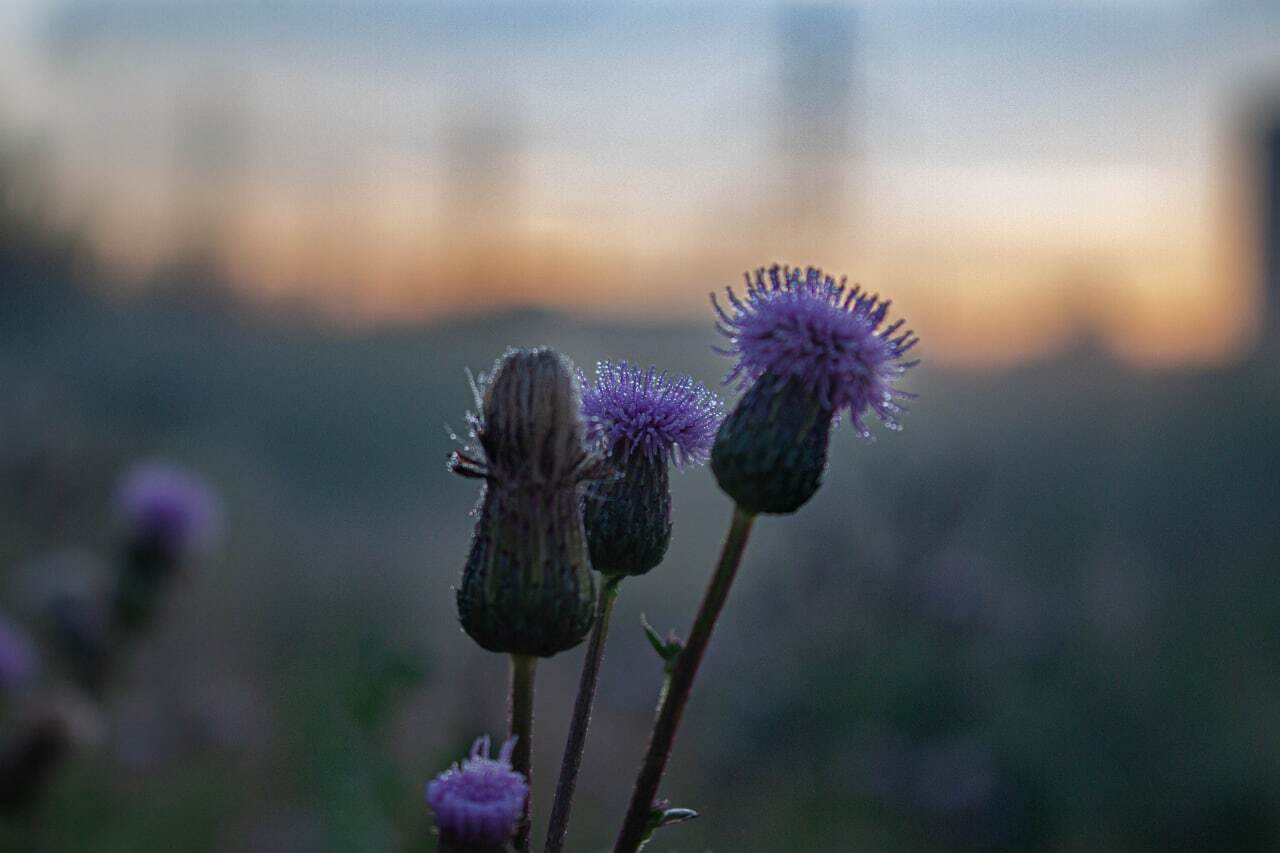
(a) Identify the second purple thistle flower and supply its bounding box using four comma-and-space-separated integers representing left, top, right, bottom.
710, 265, 920, 515
579, 362, 722, 468
578, 362, 721, 578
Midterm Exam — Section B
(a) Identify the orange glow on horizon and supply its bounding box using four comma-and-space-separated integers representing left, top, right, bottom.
83, 201, 1256, 372
131, 156, 1257, 371
60, 87, 1266, 373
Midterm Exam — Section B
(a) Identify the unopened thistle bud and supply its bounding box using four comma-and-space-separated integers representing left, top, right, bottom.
450, 348, 603, 657
427, 736, 528, 853
711, 265, 920, 514
579, 362, 721, 578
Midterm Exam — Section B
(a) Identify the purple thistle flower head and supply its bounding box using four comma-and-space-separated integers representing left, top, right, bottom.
579, 362, 722, 467
427, 736, 528, 847
713, 265, 919, 436
114, 462, 220, 561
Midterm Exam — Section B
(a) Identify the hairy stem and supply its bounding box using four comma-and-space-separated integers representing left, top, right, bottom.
544, 576, 623, 853
509, 654, 538, 853
612, 506, 757, 853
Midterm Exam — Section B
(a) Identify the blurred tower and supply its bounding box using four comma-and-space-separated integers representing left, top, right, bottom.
171, 67, 250, 276
439, 108, 523, 243
436, 102, 526, 302
772, 3, 858, 241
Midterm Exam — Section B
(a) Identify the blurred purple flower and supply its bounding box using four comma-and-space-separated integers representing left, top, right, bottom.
427, 736, 528, 846
579, 361, 722, 466
114, 462, 220, 559
713, 264, 919, 435
0, 613, 38, 689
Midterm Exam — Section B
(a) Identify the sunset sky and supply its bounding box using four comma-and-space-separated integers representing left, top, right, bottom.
2, 1, 1279, 366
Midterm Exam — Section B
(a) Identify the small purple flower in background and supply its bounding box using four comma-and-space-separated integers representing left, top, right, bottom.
714, 264, 919, 436
427, 736, 528, 849
114, 462, 220, 561
579, 362, 722, 467
0, 613, 38, 690
112, 462, 220, 633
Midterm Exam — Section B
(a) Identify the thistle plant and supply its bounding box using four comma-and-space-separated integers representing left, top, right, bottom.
543, 363, 720, 853
449, 347, 606, 852
429, 268, 919, 852
612, 265, 918, 851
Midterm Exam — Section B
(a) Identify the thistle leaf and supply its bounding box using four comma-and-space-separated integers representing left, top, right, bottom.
641, 805, 701, 842
640, 614, 683, 672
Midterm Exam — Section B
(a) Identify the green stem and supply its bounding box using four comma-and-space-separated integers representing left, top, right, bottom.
612, 506, 757, 853
543, 576, 622, 853
509, 654, 537, 853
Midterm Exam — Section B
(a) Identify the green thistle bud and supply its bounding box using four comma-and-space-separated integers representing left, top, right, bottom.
476, 348, 593, 490
583, 450, 672, 578
710, 375, 831, 515
458, 483, 595, 657
451, 348, 603, 657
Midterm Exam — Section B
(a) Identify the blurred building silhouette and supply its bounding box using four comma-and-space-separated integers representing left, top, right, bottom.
1261, 110, 1280, 336
772, 3, 857, 242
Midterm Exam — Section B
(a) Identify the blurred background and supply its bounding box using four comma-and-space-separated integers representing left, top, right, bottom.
2, 0, 1280, 850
